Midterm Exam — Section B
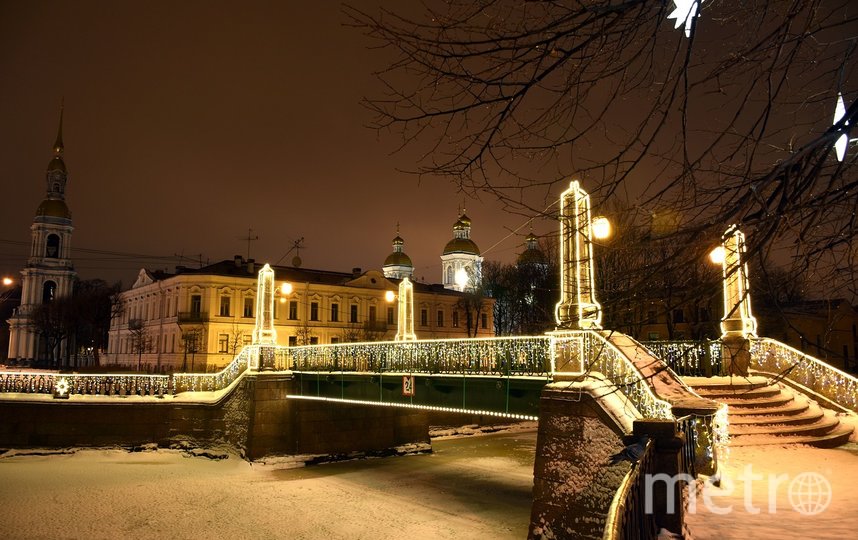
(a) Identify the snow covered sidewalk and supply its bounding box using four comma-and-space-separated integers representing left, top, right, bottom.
684, 443, 858, 539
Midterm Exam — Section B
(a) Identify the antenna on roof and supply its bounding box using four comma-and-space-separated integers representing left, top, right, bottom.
274, 237, 306, 267
239, 228, 259, 260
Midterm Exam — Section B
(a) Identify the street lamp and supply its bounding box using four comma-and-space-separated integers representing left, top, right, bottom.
2, 277, 12, 286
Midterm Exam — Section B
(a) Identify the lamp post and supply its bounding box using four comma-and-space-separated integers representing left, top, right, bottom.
709, 225, 757, 376
554, 180, 611, 330
253, 263, 277, 370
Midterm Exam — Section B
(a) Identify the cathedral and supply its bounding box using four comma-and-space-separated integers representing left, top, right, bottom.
6, 110, 77, 363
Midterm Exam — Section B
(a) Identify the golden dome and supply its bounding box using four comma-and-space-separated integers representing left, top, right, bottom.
47, 156, 66, 173
384, 251, 413, 267
36, 198, 71, 219
443, 238, 480, 255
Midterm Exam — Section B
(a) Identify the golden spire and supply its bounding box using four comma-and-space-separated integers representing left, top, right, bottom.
53, 99, 64, 157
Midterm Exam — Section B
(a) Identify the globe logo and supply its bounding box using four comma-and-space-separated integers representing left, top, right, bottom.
787, 472, 832, 515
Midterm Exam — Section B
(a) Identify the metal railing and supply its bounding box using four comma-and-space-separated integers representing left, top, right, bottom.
750, 337, 858, 412
643, 340, 722, 376
602, 440, 658, 540
579, 332, 674, 419
173, 346, 253, 393
0, 371, 171, 397
280, 336, 552, 376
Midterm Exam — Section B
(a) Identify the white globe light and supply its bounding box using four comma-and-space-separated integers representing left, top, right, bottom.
455, 268, 469, 288
281, 282, 293, 295
709, 246, 726, 265
592, 216, 611, 239
385, 290, 395, 302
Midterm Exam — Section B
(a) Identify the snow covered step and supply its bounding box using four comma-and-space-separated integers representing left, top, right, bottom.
728, 408, 824, 427
730, 414, 841, 437
717, 393, 795, 409
726, 399, 810, 417
682, 376, 769, 392
694, 386, 782, 400
728, 425, 854, 448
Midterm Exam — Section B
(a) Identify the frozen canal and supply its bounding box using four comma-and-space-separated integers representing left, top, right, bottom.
0, 428, 537, 539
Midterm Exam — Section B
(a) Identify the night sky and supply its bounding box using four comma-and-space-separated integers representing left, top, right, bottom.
0, 1, 536, 287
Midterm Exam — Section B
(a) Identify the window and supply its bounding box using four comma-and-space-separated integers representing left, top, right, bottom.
646, 310, 656, 324
387, 307, 394, 325
45, 234, 60, 258
437, 310, 444, 327
331, 337, 340, 344
452, 312, 459, 327
220, 296, 231, 317
421, 309, 428, 326
369, 306, 377, 322
218, 334, 229, 353
243, 297, 253, 318
289, 300, 298, 320
310, 337, 319, 345
672, 309, 684, 324
331, 303, 339, 322
288, 336, 297, 347
42, 281, 57, 303
310, 302, 319, 321
699, 308, 710, 322
350, 304, 358, 323
481, 313, 488, 329
445, 266, 453, 284
190, 295, 202, 314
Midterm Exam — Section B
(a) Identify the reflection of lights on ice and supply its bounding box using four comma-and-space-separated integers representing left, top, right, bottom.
833, 93, 849, 162
667, 0, 703, 38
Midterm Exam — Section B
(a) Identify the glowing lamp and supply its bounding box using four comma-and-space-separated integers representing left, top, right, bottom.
2, 277, 12, 286
591, 216, 611, 240
385, 290, 395, 303
281, 282, 293, 295
279, 297, 286, 304
709, 246, 725, 265
454, 268, 469, 288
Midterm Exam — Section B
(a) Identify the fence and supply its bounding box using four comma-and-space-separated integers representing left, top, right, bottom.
642, 340, 722, 376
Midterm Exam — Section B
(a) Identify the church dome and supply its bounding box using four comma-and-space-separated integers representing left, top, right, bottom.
517, 232, 545, 265
47, 156, 66, 173
36, 198, 71, 219
384, 251, 413, 266
443, 237, 481, 255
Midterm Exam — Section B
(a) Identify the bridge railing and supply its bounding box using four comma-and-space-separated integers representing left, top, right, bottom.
575, 332, 674, 420
173, 346, 253, 394
750, 337, 858, 413
0, 371, 172, 397
642, 340, 723, 377
280, 336, 552, 376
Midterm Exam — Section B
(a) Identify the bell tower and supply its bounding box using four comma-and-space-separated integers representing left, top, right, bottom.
7, 107, 77, 364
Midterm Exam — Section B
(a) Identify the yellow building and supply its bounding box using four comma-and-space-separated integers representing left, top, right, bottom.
106, 257, 494, 372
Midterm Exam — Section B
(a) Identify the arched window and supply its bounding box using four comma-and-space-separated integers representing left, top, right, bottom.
43, 281, 57, 303
45, 234, 60, 258
445, 266, 453, 285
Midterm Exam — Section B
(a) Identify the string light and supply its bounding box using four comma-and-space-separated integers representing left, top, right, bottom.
287, 394, 538, 421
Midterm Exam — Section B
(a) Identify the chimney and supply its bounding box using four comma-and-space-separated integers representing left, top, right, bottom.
352, 267, 362, 278
234, 255, 243, 267
247, 258, 255, 273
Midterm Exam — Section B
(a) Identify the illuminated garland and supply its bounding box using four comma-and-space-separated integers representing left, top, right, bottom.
643, 340, 723, 376
750, 337, 858, 412
287, 394, 538, 421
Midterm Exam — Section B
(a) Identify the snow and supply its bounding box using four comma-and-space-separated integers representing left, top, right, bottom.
0, 429, 538, 539
685, 443, 858, 539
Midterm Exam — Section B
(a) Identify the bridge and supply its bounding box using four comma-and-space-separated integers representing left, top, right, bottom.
2, 182, 857, 539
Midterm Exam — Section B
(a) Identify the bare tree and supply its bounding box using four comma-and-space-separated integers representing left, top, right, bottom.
180, 329, 203, 372
128, 319, 151, 372
348, 1, 858, 302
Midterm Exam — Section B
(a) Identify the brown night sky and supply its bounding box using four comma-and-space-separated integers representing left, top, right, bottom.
0, 1, 537, 287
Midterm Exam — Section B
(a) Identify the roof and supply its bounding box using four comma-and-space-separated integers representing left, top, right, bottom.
384, 251, 413, 267
35, 198, 71, 219
47, 156, 66, 173
443, 237, 481, 255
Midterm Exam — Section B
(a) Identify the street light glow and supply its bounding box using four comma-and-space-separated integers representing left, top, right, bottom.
385, 290, 395, 302
2, 277, 12, 286
281, 282, 292, 295
591, 216, 611, 240
709, 246, 726, 265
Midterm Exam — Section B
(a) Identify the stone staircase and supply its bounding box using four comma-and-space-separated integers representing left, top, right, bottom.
686, 376, 853, 448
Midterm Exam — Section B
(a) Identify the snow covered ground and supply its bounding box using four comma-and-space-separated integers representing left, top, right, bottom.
685, 443, 858, 539
0, 429, 537, 540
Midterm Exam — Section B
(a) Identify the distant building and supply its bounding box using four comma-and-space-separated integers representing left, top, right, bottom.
441, 211, 483, 291
106, 257, 494, 372
382, 229, 414, 280
758, 299, 858, 371
6, 111, 77, 363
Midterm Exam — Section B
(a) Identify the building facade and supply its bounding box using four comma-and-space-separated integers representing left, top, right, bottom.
106, 257, 495, 372
441, 212, 483, 291
7, 112, 77, 363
